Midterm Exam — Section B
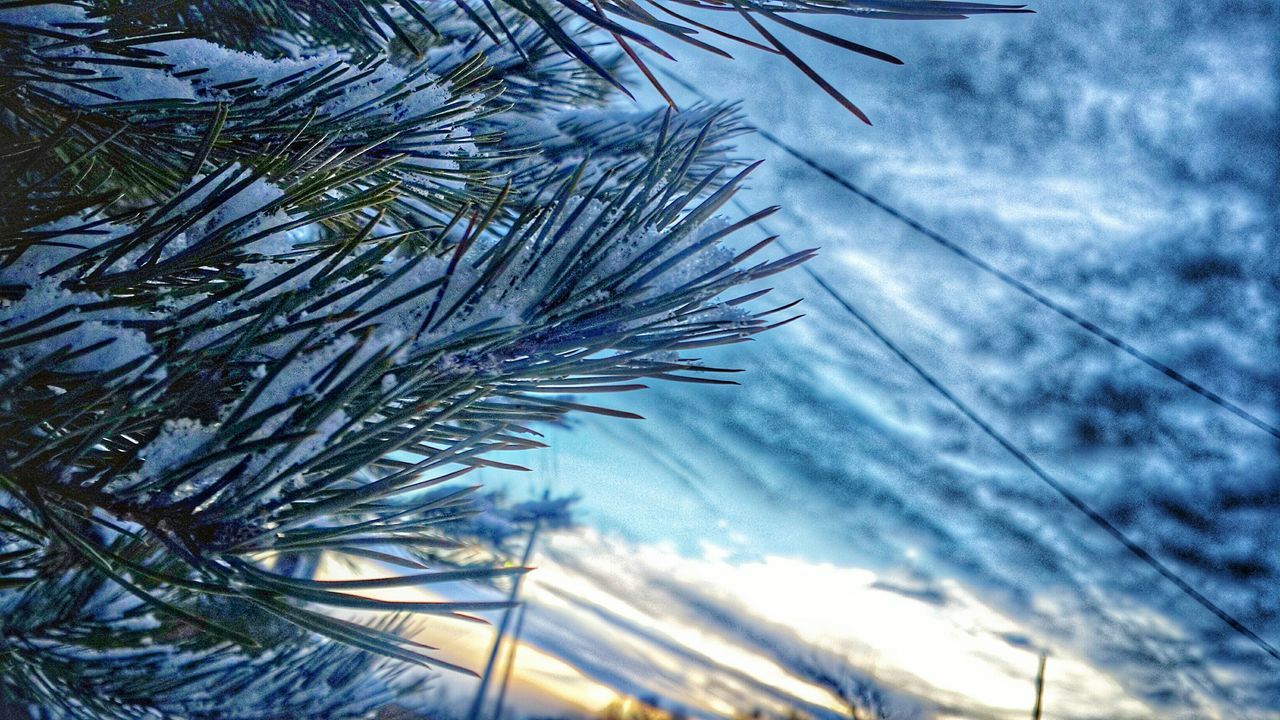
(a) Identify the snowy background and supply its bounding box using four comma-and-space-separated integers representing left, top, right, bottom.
410, 2, 1279, 719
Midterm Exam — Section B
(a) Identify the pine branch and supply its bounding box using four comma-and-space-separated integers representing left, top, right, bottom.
2, 7, 507, 233
2, 20, 807, 696
0, 1, 1023, 714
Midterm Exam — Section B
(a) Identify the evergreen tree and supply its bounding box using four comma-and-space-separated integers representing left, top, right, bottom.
0, 1, 1023, 717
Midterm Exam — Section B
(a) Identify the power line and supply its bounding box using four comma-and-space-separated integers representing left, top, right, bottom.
657, 67, 1280, 442
655, 61, 1280, 667
742, 201, 1280, 663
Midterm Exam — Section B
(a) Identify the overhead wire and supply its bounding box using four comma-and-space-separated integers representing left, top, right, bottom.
647, 58, 1280, 663
657, 67, 1280, 442
733, 194, 1280, 664
660, 58, 1280, 659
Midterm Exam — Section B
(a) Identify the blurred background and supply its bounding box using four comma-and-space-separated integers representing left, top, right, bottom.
371, 3, 1279, 719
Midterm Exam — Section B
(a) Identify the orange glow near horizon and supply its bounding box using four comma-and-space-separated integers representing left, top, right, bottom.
315, 531, 1156, 720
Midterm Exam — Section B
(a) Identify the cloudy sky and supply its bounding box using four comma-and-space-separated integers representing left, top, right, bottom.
358, 3, 1279, 719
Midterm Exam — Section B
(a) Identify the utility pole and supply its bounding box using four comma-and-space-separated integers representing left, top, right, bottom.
466, 519, 541, 720
1031, 652, 1047, 720
491, 602, 529, 720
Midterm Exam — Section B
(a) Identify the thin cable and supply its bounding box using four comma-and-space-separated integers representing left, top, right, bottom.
745, 207, 1280, 663
658, 67, 1280, 442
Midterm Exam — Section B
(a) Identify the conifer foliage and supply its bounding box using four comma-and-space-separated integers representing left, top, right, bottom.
1, 1, 1024, 716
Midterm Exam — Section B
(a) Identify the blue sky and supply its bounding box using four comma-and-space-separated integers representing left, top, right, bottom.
381, 3, 1280, 718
